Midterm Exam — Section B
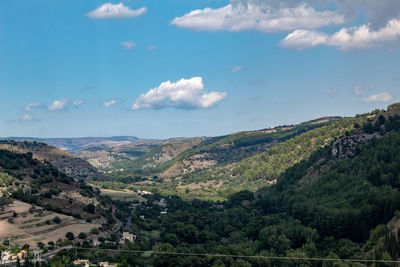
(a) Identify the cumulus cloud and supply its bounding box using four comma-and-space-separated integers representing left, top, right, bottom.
364, 92, 393, 102
132, 77, 227, 110
48, 99, 67, 111
225, 0, 400, 29
231, 66, 243, 73
280, 19, 400, 50
171, 0, 400, 50
24, 102, 40, 112
121, 41, 136, 49
171, 2, 344, 33
86, 3, 146, 19
104, 99, 116, 107
21, 114, 32, 121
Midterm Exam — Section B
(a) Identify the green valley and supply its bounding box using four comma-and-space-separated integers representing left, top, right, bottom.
2, 104, 400, 266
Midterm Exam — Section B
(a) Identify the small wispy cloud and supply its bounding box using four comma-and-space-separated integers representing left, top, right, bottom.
354, 85, 366, 95
231, 66, 243, 73
21, 114, 32, 121
104, 99, 116, 107
86, 3, 147, 19
364, 92, 393, 102
48, 99, 67, 111
24, 102, 40, 112
121, 41, 136, 49
72, 100, 84, 106
148, 45, 157, 51
324, 88, 337, 96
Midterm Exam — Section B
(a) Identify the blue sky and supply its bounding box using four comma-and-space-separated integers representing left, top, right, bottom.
1, 0, 400, 138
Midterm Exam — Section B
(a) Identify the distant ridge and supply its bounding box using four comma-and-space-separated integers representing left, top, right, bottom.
0, 136, 152, 153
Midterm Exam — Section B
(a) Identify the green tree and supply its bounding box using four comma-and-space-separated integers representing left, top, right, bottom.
66, 232, 74, 240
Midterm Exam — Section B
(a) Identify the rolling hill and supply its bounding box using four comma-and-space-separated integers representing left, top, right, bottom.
85, 105, 400, 201
3, 103, 400, 265
0, 146, 122, 248
72, 103, 400, 266
95, 116, 365, 200
2, 136, 148, 153
0, 140, 107, 180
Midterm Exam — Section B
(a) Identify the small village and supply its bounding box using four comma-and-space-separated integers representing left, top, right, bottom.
1, 230, 136, 266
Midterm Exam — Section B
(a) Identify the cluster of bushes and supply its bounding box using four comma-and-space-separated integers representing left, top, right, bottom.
40, 188, 61, 199
363, 114, 400, 134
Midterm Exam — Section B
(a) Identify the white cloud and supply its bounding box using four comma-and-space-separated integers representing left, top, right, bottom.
280, 19, 400, 50
132, 77, 227, 110
73, 100, 84, 106
48, 99, 67, 111
171, 0, 400, 51
21, 114, 32, 121
324, 88, 337, 96
86, 3, 146, 19
148, 45, 157, 51
224, 0, 400, 29
171, 3, 344, 33
24, 102, 40, 112
363, 92, 393, 102
121, 41, 136, 49
354, 85, 366, 95
104, 99, 116, 107
231, 66, 243, 73
279, 29, 328, 49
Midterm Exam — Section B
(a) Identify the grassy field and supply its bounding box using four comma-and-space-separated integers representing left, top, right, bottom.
99, 188, 145, 202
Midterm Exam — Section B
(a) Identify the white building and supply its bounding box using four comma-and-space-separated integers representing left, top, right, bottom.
119, 232, 136, 245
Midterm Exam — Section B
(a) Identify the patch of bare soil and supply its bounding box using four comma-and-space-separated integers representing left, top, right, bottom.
0, 201, 100, 248
298, 158, 333, 187
59, 192, 99, 206
162, 153, 217, 178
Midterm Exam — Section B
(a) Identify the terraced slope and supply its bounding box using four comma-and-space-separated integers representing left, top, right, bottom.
0, 148, 113, 222
0, 201, 100, 248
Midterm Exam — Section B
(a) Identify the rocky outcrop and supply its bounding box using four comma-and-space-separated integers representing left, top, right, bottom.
332, 132, 382, 159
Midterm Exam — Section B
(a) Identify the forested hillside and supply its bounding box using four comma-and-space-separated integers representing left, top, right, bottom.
124, 117, 364, 200
47, 106, 400, 266
2, 105, 400, 266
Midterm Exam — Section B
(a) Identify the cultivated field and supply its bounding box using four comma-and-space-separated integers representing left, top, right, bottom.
99, 188, 145, 202
0, 201, 100, 248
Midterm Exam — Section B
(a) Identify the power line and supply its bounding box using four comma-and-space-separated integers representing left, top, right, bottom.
47, 246, 400, 264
